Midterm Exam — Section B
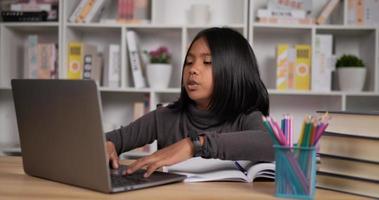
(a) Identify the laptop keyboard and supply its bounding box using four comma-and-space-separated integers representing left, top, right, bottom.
110, 165, 152, 187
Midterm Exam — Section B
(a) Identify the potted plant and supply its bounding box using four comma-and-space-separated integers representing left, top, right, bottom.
145, 46, 172, 89
335, 54, 366, 91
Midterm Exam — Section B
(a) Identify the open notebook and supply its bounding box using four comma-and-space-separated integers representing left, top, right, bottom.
163, 157, 275, 183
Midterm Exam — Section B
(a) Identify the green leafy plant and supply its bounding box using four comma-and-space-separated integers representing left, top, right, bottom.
336, 54, 365, 68
145, 46, 171, 64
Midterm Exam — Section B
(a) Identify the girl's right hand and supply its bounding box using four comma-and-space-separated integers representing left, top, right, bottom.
106, 141, 119, 169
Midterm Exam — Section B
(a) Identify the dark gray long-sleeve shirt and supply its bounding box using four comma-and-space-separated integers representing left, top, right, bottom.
106, 105, 274, 163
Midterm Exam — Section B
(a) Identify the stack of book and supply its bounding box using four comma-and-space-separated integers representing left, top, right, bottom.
256, 0, 314, 25
316, 111, 379, 199
1, 0, 58, 22
276, 43, 311, 91
68, 0, 150, 24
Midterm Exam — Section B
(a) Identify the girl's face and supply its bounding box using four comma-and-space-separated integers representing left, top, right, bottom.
183, 37, 214, 110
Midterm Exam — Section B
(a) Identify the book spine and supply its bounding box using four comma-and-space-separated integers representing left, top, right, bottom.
76, 0, 96, 23
83, 54, 93, 80
312, 34, 333, 92
356, 0, 365, 25
10, 3, 52, 12
257, 9, 306, 19
126, 31, 146, 88
276, 44, 289, 90
67, 42, 83, 79
25, 35, 39, 79
294, 44, 311, 90
37, 44, 50, 79
69, 0, 88, 23
258, 17, 314, 25
316, 0, 340, 25
108, 44, 121, 87
364, 0, 379, 25
84, 0, 106, 23
91, 55, 102, 85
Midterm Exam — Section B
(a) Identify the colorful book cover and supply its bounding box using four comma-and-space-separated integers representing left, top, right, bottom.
276, 44, 289, 90
24, 35, 39, 79
295, 44, 311, 90
67, 42, 83, 79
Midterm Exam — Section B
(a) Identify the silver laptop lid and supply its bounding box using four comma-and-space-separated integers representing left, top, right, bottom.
11, 79, 112, 193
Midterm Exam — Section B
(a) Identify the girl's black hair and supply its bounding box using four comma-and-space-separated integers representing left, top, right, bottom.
170, 27, 269, 121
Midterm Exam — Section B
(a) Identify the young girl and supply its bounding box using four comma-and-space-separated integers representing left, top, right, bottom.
106, 27, 274, 177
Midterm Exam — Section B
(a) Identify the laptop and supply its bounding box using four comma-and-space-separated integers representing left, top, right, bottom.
11, 79, 186, 193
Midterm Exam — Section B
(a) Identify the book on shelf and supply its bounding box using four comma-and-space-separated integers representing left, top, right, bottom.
316, 0, 340, 25
24, 35, 57, 79
117, 0, 150, 24
24, 35, 39, 79
317, 111, 379, 138
312, 34, 334, 92
68, 0, 107, 23
257, 9, 306, 19
1, 11, 48, 22
82, 45, 102, 85
68, 42, 101, 81
318, 154, 379, 182
126, 30, 146, 88
9, 0, 58, 21
69, 0, 88, 22
257, 16, 314, 25
319, 132, 379, 163
76, 0, 96, 23
105, 44, 121, 88
83, 0, 107, 23
276, 44, 310, 91
267, 0, 313, 13
294, 44, 310, 90
276, 44, 291, 90
162, 157, 275, 183
67, 42, 83, 79
37, 43, 57, 79
317, 171, 379, 199
347, 0, 379, 25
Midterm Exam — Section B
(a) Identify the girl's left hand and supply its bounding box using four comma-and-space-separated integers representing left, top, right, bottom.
126, 137, 202, 177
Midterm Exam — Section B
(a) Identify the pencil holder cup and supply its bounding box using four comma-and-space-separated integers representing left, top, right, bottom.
274, 145, 316, 200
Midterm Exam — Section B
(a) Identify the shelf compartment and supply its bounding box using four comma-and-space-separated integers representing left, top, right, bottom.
64, 0, 152, 25
252, 26, 312, 90
125, 27, 183, 88
316, 28, 377, 91
64, 26, 122, 86
0, 25, 59, 87
152, 0, 246, 25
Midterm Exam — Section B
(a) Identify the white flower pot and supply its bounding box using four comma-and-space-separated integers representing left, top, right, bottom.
146, 63, 172, 89
337, 67, 366, 91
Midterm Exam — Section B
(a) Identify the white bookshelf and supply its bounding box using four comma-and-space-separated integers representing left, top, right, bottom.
250, 0, 379, 138
0, 0, 378, 155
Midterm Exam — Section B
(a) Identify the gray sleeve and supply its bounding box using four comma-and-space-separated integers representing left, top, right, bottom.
201, 111, 274, 162
105, 111, 157, 155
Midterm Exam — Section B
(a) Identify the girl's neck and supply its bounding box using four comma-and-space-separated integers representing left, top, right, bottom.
195, 101, 209, 110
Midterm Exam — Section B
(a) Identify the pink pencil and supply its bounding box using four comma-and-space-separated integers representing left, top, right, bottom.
267, 117, 286, 145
